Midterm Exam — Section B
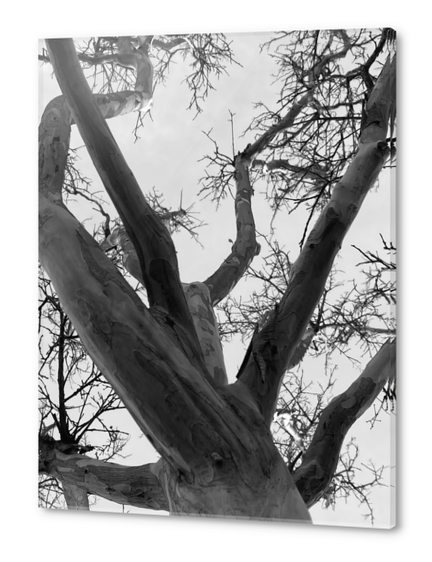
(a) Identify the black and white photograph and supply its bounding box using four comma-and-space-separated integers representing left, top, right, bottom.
38, 28, 396, 530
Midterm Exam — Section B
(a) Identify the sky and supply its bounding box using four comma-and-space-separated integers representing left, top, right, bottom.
38, 30, 396, 528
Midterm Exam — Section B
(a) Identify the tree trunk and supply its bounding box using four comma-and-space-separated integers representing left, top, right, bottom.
62, 483, 90, 510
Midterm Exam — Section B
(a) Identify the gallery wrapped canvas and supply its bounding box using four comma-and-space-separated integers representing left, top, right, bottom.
38, 29, 396, 527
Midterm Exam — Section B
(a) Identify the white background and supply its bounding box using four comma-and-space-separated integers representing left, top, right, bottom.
2, 1, 429, 560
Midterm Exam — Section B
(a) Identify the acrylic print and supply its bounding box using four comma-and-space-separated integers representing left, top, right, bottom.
38, 29, 396, 528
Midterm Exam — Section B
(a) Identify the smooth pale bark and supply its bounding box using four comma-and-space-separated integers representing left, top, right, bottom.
236, 55, 395, 426
293, 339, 396, 506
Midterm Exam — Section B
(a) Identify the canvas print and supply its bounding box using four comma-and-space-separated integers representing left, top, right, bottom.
38, 29, 396, 528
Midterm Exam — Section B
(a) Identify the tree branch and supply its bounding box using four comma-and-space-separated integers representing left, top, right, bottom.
101, 228, 228, 385
293, 339, 396, 507
39, 196, 286, 488
38, 96, 71, 202
201, 33, 352, 307
45, 38, 205, 370
151, 36, 189, 52
236, 54, 395, 425
242, 30, 351, 163
203, 154, 260, 306
39, 195, 232, 476
39, 436, 168, 511
252, 158, 329, 185
360, 55, 396, 144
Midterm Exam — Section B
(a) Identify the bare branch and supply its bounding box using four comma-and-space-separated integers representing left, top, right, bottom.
293, 339, 396, 507
45, 39, 206, 371
203, 152, 260, 305
39, 435, 168, 511
235, 54, 395, 424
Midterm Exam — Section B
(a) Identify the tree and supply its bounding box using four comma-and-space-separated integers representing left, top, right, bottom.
38, 29, 396, 524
